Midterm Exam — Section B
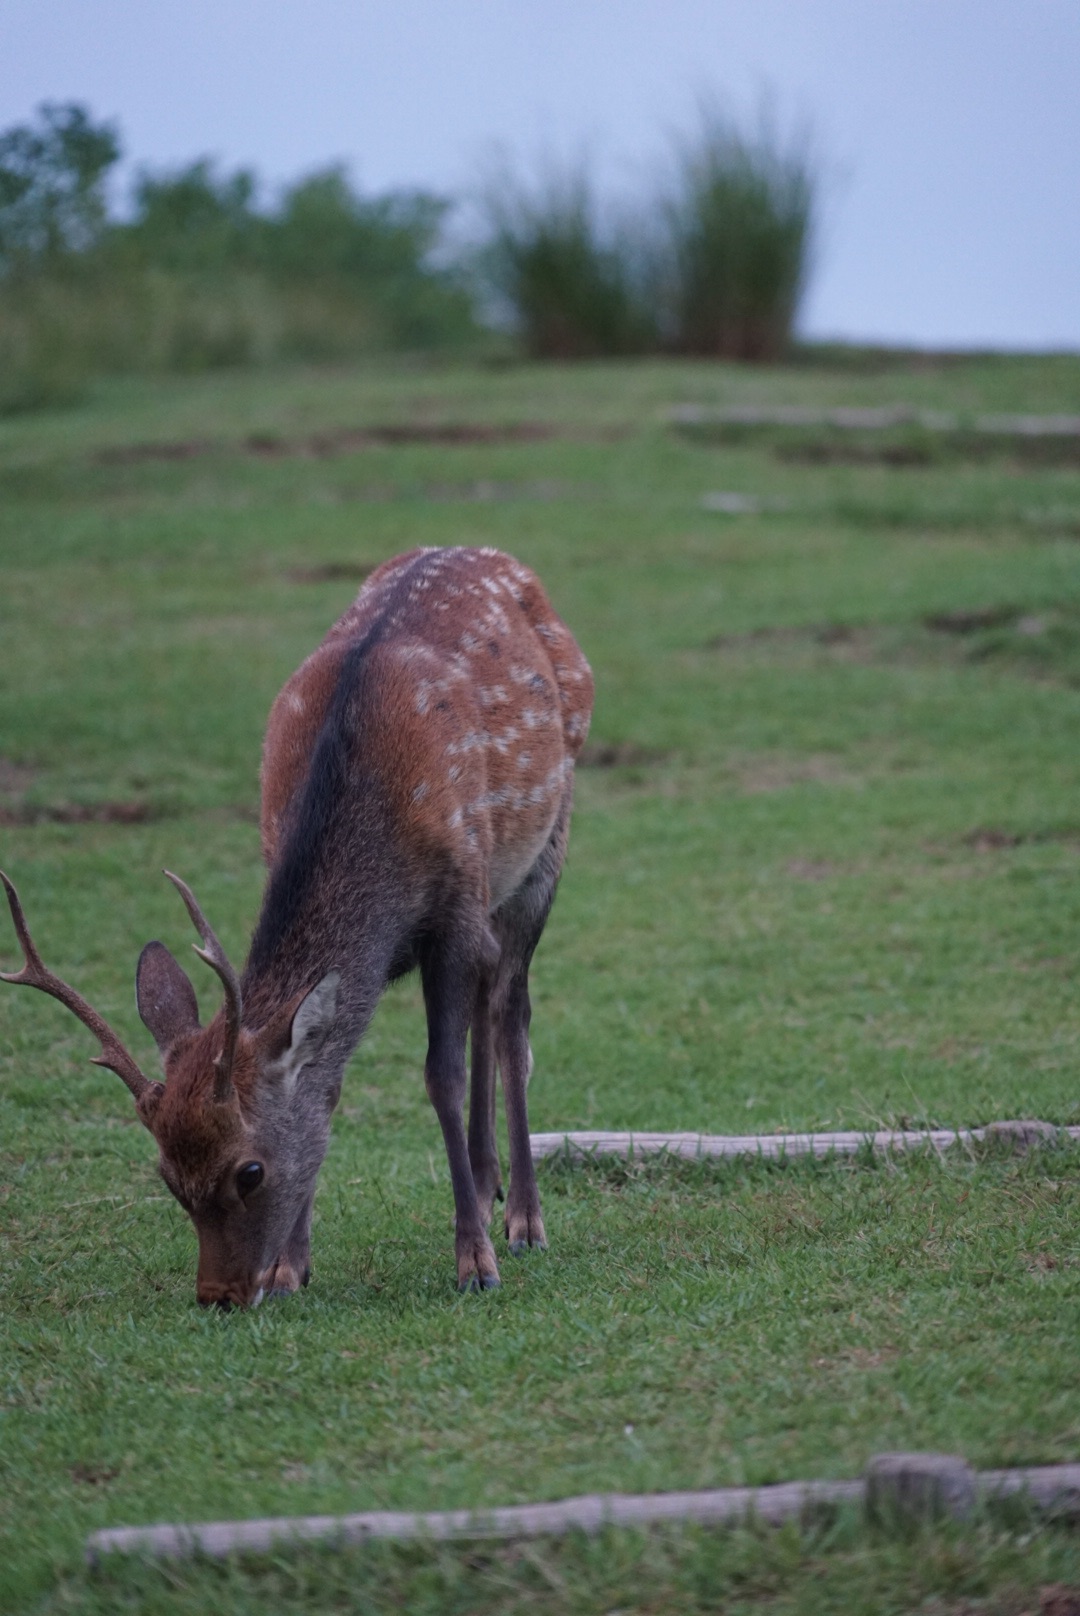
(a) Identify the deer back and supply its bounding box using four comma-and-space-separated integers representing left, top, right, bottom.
261, 546, 593, 911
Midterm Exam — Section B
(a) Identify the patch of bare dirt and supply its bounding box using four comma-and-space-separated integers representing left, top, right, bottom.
925, 606, 1019, 634
94, 421, 564, 467
786, 858, 843, 880
962, 826, 1080, 853
813, 1344, 899, 1371
578, 742, 668, 769
778, 438, 935, 467
70, 1462, 121, 1486
0, 757, 37, 795
285, 561, 376, 585
964, 827, 1025, 852
729, 753, 859, 795
1039, 1588, 1080, 1616
96, 439, 214, 465
0, 800, 156, 826
708, 621, 875, 658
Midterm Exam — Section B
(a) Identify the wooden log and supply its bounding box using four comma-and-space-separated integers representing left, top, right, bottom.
87, 1479, 865, 1563
85, 1461, 1080, 1563
530, 1122, 1080, 1164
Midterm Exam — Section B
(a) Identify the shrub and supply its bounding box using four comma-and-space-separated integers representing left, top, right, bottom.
479, 161, 657, 359
0, 106, 480, 411
663, 105, 815, 360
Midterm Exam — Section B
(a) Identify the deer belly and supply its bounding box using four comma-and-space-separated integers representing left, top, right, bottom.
487, 797, 562, 911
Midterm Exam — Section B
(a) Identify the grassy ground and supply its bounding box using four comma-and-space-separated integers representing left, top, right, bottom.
2, 350, 1080, 1612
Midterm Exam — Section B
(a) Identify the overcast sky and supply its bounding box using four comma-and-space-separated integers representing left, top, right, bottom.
2, 1, 1078, 349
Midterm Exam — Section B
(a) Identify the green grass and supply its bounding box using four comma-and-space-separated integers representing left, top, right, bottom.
2, 352, 1080, 1612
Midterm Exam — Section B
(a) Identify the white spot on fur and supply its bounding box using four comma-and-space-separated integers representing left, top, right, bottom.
446, 731, 487, 756
286, 692, 305, 715
411, 781, 429, 803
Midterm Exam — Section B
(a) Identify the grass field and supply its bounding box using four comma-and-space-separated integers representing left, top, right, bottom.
2, 350, 1080, 1612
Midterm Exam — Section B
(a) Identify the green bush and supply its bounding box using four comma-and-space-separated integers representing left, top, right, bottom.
663, 105, 815, 360
479, 162, 657, 358
474, 106, 816, 363
0, 106, 480, 411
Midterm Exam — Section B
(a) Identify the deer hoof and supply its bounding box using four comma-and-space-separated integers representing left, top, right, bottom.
459, 1271, 501, 1292
505, 1208, 547, 1253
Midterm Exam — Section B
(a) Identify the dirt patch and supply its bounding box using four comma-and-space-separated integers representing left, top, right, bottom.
95, 421, 560, 468
707, 607, 1080, 688
779, 438, 935, 467
925, 606, 1019, 634
578, 742, 667, 769
1040, 1587, 1080, 1616
70, 1462, 121, 1487
964, 827, 1025, 852
786, 858, 842, 880
0, 757, 37, 795
708, 621, 869, 652
0, 800, 156, 827
96, 439, 214, 465
285, 561, 376, 585
813, 1344, 899, 1371
729, 753, 859, 795
962, 826, 1080, 853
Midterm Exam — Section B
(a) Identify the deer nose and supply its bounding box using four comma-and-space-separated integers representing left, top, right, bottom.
197, 1292, 233, 1312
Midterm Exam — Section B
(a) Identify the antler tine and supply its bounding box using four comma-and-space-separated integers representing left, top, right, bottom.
163, 870, 242, 1102
0, 870, 153, 1104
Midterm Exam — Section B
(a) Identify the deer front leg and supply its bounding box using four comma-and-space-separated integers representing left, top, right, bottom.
422, 939, 501, 1291
468, 972, 503, 1226
262, 1190, 315, 1296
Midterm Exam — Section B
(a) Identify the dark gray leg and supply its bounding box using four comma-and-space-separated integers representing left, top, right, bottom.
496, 969, 546, 1253
265, 1190, 314, 1295
468, 969, 503, 1226
492, 787, 572, 1256
421, 933, 501, 1291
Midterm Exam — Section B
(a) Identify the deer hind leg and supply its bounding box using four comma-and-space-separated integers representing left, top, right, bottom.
493, 788, 572, 1256
468, 969, 504, 1226
421, 925, 501, 1292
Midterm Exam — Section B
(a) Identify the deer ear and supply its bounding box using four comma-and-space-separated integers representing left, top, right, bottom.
267, 971, 340, 1090
136, 941, 201, 1056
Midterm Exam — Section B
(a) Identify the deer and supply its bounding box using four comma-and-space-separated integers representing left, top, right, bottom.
1, 545, 593, 1307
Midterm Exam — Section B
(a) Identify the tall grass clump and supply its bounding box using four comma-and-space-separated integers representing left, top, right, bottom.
477, 104, 817, 363
479, 161, 657, 359
663, 105, 815, 360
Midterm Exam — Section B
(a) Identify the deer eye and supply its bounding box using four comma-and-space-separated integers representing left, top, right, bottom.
236, 1161, 264, 1198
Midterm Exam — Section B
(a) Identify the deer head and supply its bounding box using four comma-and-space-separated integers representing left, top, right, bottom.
2, 870, 339, 1309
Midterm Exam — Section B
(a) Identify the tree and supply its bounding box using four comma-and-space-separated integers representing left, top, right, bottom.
0, 102, 121, 273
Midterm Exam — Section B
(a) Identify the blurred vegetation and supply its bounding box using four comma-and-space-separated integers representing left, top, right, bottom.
663, 105, 814, 360
0, 104, 478, 413
479, 104, 816, 362
0, 98, 819, 412
478, 161, 658, 359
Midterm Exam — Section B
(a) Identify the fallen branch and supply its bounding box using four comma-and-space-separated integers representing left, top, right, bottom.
530, 1120, 1079, 1164
86, 1456, 1080, 1563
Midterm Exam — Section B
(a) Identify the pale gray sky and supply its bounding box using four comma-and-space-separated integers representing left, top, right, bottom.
2, 1, 1078, 348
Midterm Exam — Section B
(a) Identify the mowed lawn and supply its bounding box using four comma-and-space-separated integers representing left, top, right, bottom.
2, 352, 1080, 1612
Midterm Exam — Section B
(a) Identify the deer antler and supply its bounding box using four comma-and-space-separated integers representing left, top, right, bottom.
0, 870, 156, 1104
163, 871, 242, 1103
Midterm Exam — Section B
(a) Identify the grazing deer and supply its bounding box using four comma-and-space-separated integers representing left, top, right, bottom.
1, 546, 593, 1306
